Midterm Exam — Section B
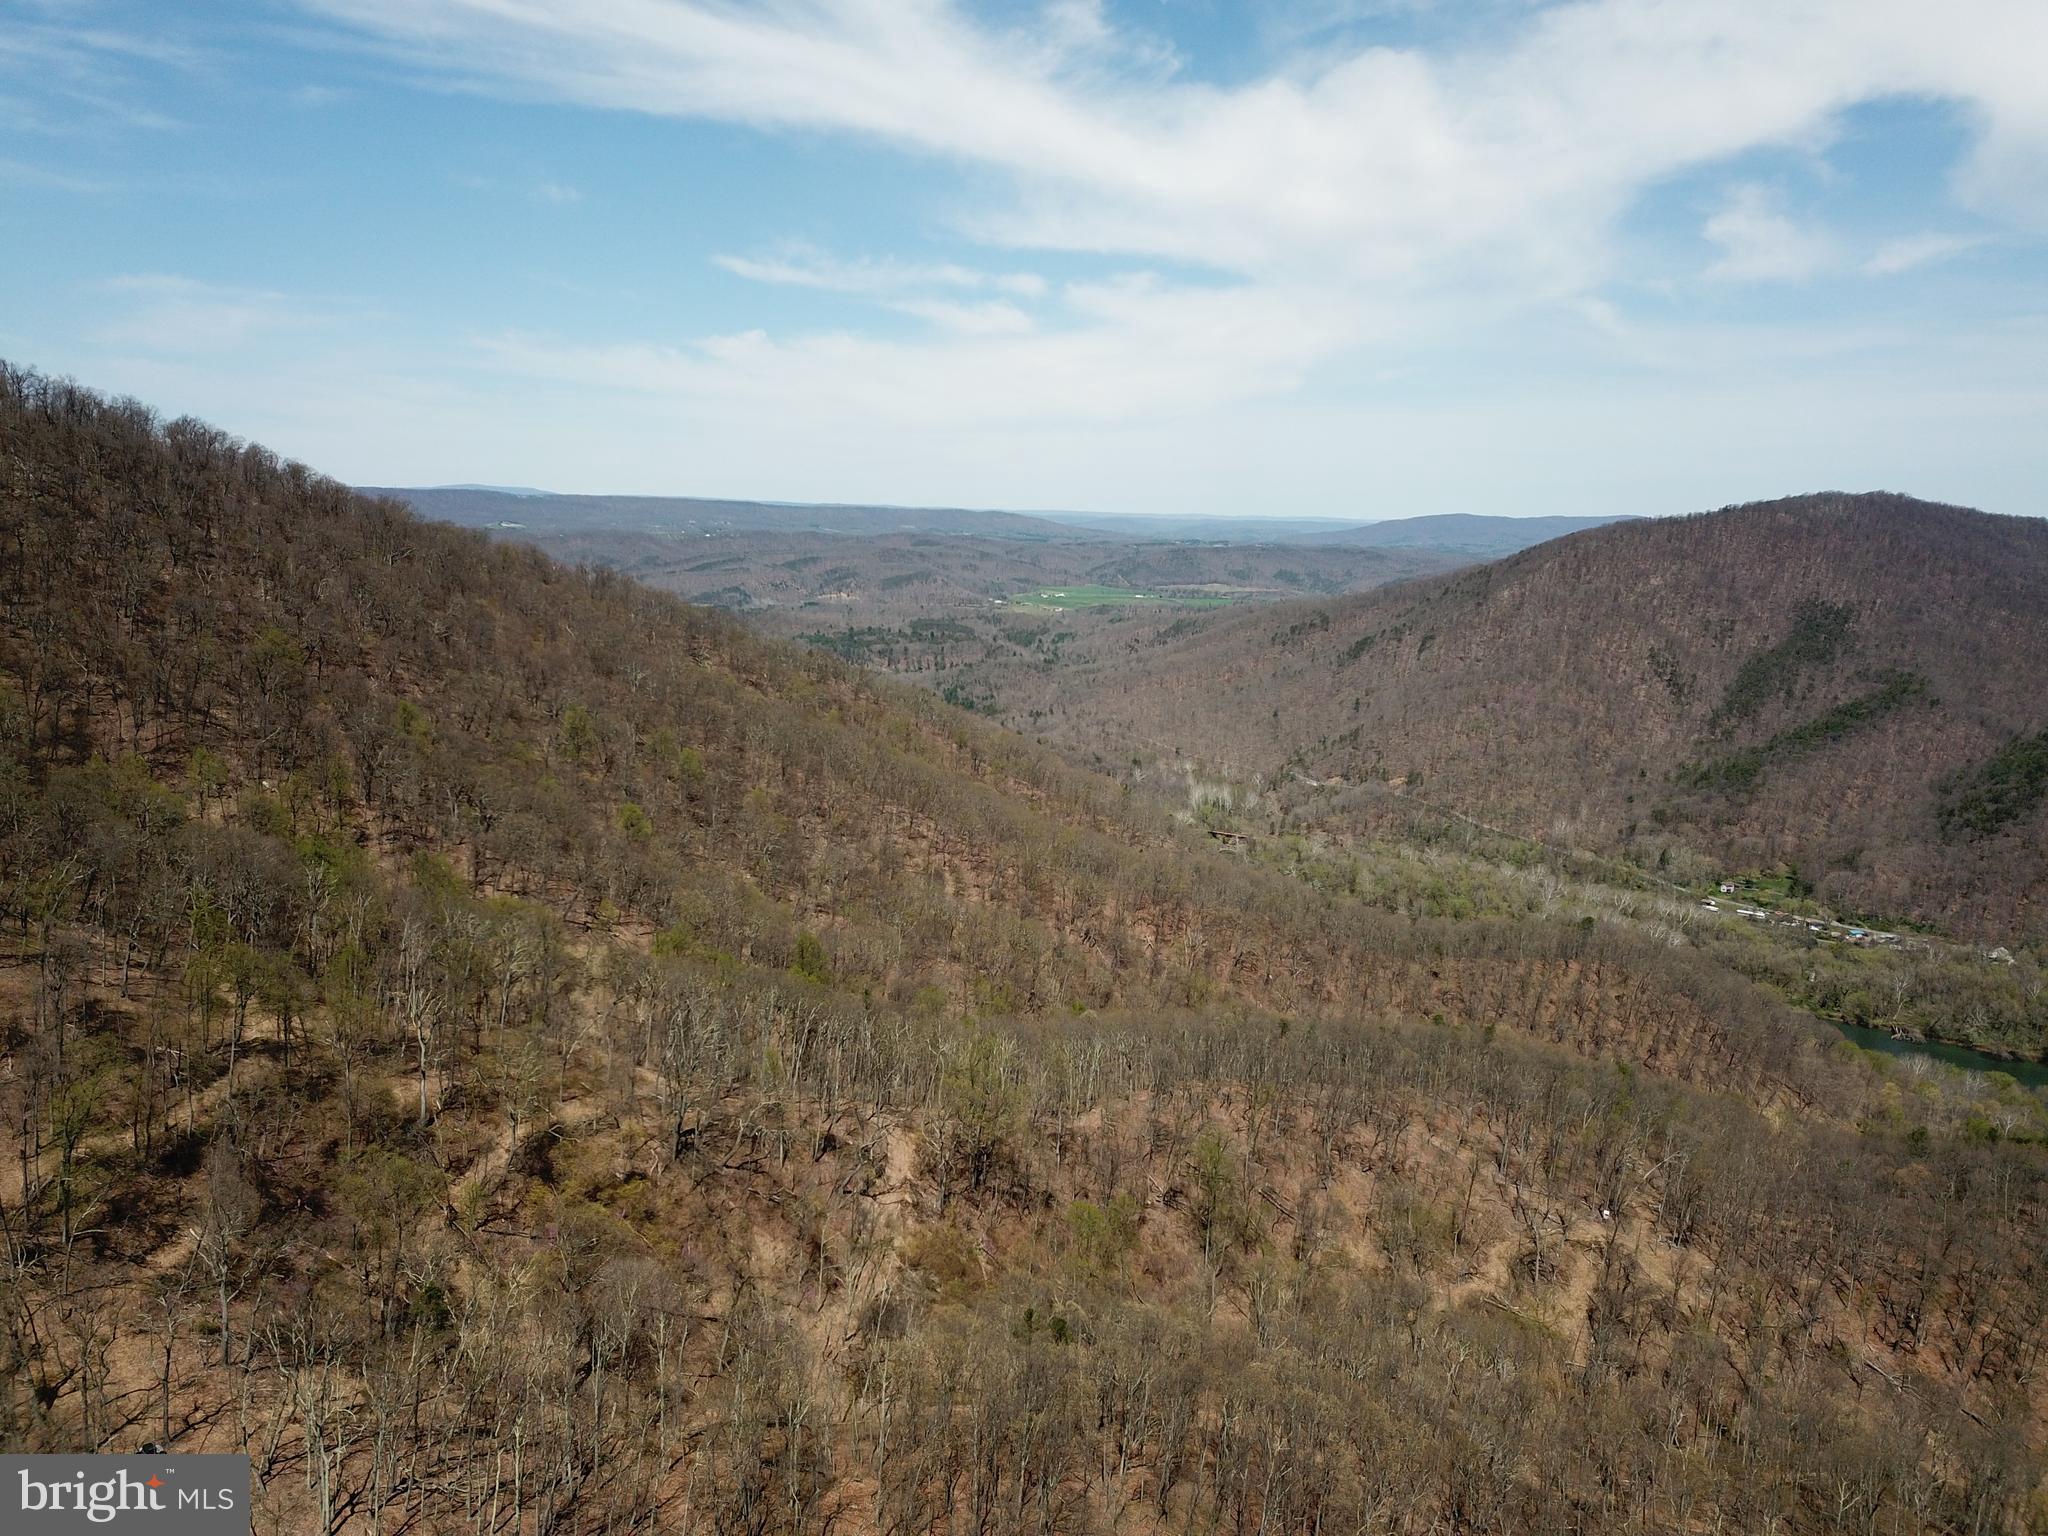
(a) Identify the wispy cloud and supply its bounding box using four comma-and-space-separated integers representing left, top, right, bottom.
303, 0, 2048, 278
1703, 185, 1835, 284
1865, 231, 1989, 276
453, 171, 586, 206
20, 0, 2046, 515
92, 275, 346, 354
884, 298, 1036, 336
256, 0, 2048, 498
715, 245, 1052, 335
478, 269, 1356, 427
716, 248, 1046, 299
0, 154, 113, 193
0, 18, 205, 135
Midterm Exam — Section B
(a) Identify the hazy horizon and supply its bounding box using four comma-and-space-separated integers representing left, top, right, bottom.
377, 483, 1624, 524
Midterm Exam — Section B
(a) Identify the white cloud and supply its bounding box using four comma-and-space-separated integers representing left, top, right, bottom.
92, 275, 344, 354
715, 248, 1046, 299
33, 0, 2033, 512
271, 0, 2048, 480
304, 0, 2048, 283
0, 155, 111, 193
885, 298, 1037, 336
452, 172, 586, 205
1703, 184, 1835, 283
1864, 231, 1988, 275
476, 271, 1361, 428
714, 245, 1053, 338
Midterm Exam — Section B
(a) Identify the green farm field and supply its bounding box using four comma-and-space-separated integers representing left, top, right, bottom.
1006, 583, 1237, 611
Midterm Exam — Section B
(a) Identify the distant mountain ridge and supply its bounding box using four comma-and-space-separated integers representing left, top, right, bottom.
1039, 512, 1374, 541
430, 481, 552, 497
1043, 492, 2048, 937
371, 487, 1635, 556
363, 485, 1100, 540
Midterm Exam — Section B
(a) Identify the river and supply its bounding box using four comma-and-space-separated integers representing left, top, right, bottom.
1830, 1020, 2048, 1090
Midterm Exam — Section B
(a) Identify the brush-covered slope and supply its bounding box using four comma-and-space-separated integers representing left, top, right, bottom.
1065, 494, 2048, 937
5, 372, 2046, 1534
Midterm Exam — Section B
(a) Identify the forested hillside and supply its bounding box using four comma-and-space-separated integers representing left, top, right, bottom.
1291, 511, 1640, 553
4, 370, 2046, 1533
1043, 494, 2048, 939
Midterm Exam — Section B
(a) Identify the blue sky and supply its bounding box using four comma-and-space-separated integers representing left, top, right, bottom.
3, 0, 2046, 519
